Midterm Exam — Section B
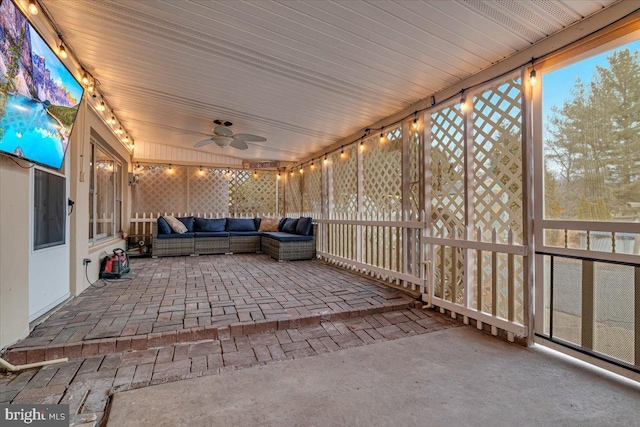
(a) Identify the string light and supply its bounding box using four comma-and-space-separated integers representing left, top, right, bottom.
360, 139, 365, 152
58, 43, 67, 59
529, 69, 537, 86
97, 100, 106, 112
412, 112, 419, 130
299, 166, 303, 174
311, 161, 315, 169
109, 116, 116, 126
323, 154, 328, 165
123, 135, 130, 143
379, 128, 386, 144
87, 82, 95, 93
340, 146, 345, 159
277, 172, 281, 180
253, 170, 258, 178
226, 170, 232, 178
28, 0, 38, 15
459, 92, 468, 112
116, 127, 123, 135
167, 164, 173, 173
199, 166, 204, 176
81, 73, 89, 86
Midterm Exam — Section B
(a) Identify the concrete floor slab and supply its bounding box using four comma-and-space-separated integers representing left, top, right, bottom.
107, 327, 640, 427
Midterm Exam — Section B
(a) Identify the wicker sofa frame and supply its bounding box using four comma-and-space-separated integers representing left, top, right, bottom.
152, 220, 315, 261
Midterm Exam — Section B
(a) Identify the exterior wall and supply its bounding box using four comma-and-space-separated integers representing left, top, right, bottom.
69, 104, 131, 296
0, 102, 130, 350
0, 158, 31, 349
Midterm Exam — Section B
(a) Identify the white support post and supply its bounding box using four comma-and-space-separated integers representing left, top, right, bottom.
401, 120, 411, 286
357, 139, 364, 264
463, 90, 476, 312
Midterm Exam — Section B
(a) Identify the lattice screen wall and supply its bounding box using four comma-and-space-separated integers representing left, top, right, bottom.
286, 172, 302, 213
132, 165, 189, 213
330, 145, 357, 214
189, 169, 230, 214
363, 127, 402, 213
302, 166, 322, 213
473, 77, 524, 322
234, 170, 278, 214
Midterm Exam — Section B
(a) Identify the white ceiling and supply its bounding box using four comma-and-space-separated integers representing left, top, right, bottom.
43, 0, 616, 161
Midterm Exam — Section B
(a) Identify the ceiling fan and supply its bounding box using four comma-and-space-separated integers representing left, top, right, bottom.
194, 120, 266, 151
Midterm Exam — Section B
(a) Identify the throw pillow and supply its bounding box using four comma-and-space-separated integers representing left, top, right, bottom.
157, 217, 172, 234
282, 218, 298, 234
164, 215, 188, 234
194, 217, 226, 232
258, 217, 280, 232
295, 217, 313, 236
226, 218, 258, 232
177, 216, 195, 232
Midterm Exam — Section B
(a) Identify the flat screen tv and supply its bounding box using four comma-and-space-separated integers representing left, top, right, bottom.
0, 0, 84, 170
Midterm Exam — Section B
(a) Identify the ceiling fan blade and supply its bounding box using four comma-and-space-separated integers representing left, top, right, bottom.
230, 139, 248, 150
194, 138, 214, 147
233, 133, 266, 142
214, 125, 233, 136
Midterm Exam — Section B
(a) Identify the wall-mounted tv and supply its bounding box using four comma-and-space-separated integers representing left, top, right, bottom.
0, 0, 84, 170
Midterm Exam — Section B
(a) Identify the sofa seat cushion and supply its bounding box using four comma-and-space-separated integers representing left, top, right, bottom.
226, 218, 258, 232
157, 232, 195, 239
261, 232, 314, 242
229, 231, 261, 237
194, 232, 230, 238
194, 217, 226, 232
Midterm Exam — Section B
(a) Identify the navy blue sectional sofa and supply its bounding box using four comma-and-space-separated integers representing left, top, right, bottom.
152, 216, 315, 261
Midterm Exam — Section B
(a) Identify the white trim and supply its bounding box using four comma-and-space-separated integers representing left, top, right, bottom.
28, 292, 70, 323
542, 220, 640, 234
534, 337, 640, 384
423, 294, 528, 337
537, 246, 640, 265
317, 251, 424, 288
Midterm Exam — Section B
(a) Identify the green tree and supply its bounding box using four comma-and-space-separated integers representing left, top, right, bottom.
545, 47, 640, 220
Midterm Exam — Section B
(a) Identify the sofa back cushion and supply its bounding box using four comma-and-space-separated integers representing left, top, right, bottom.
295, 217, 313, 236
258, 217, 280, 232
226, 218, 258, 232
282, 218, 298, 234
164, 215, 188, 234
157, 217, 172, 235
278, 217, 287, 231
194, 217, 226, 232
177, 216, 195, 232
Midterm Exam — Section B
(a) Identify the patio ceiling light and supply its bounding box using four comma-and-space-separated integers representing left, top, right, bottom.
529, 69, 537, 86
28, 0, 38, 15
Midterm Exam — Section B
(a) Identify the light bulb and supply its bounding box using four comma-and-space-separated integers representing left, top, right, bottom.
253, 170, 258, 178
360, 141, 365, 152
123, 135, 130, 143
290, 171, 294, 176
529, 69, 537, 86
460, 96, 467, 112
323, 155, 328, 164
58, 44, 67, 59
168, 164, 173, 173
412, 117, 419, 130
87, 83, 95, 93
311, 161, 315, 169
340, 148, 345, 159
199, 167, 204, 176
379, 132, 386, 144
277, 173, 281, 180
81, 73, 89, 85
97, 101, 106, 112
28, 0, 38, 15
109, 116, 116, 125
299, 167, 303, 174
116, 127, 123, 135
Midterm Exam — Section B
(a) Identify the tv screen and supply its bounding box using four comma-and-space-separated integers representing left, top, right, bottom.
0, 0, 84, 170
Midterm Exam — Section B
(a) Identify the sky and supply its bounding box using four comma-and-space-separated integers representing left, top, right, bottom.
28, 25, 84, 103
542, 39, 640, 124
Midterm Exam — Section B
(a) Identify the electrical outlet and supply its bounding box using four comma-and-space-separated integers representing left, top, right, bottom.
83, 258, 91, 265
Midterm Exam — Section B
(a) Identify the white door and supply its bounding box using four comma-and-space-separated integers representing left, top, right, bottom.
29, 162, 70, 322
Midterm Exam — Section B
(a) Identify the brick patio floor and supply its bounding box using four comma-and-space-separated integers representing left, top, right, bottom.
1, 307, 460, 426
6, 255, 414, 363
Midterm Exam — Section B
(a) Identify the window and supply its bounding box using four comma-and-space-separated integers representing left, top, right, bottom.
89, 141, 123, 243
33, 169, 66, 250
542, 38, 640, 223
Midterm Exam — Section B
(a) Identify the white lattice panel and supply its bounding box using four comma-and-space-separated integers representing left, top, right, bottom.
234, 170, 277, 214
189, 168, 230, 214
303, 165, 322, 213
430, 106, 466, 233
286, 172, 302, 213
473, 78, 523, 243
131, 164, 188, 213
472, 78, 524, 321
331, 145, 357, 214
363, 127, 402, 213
